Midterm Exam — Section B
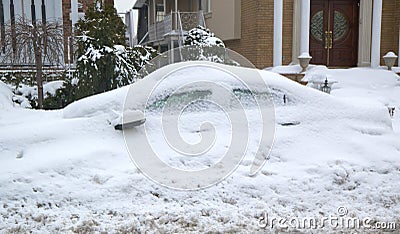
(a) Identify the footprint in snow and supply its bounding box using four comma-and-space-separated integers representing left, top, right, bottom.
16, 150, 23, 159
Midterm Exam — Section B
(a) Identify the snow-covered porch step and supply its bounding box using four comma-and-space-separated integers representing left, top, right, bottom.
278, 73, 308, 85
264, 64, 319, 86
392, 67, 400, 76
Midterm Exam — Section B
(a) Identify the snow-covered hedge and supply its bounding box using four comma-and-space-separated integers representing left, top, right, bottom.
1, 72, 66, 109
0, 81, 13, 109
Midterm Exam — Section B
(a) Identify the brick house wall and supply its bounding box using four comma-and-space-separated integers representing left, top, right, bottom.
225, 0, 293, 69
61, 0, 114, 63
255, 0, 274, 68
224, 1, 260, 68
225, 0, 400, 69
282, 0, 294, 67
224, 0, 273, 69
381, 0, 400, 64
62, 0, 73, 63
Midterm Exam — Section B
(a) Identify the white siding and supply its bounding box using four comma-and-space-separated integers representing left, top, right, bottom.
3, 0, 10, 23
46, 0, 63, 21
2, 0, 63, 23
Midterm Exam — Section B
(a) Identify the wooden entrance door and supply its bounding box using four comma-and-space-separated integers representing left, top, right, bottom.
310, 0, 359, 67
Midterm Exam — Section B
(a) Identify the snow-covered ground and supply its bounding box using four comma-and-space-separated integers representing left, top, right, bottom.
1, 62, 399, 232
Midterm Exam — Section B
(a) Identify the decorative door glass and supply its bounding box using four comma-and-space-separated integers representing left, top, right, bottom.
333, 11, 349, 41
311, 11, 324, 41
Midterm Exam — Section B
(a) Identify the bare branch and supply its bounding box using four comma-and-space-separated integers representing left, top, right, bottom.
0, 16, 65, 109
0, 16, 65, 67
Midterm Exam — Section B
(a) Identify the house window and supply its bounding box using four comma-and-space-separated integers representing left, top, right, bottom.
200, 0, 210, 13
156, 4, 165, 22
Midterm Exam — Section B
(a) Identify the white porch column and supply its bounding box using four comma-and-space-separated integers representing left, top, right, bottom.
153, 0, 157, 22
175, 0, 178, 30
21, 0, 25, 21
170, 39, 175, 63
273, 0, 283, 66
371, 0, 383, 68
292, 1, 301, 64
358, 0, 373, 67
300, 0, 310, 55
153, 0, 157, 38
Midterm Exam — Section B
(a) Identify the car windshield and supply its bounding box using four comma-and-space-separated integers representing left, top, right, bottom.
146, 90, 213, 112
232, 88, 272, 107
146, 86, 276, 113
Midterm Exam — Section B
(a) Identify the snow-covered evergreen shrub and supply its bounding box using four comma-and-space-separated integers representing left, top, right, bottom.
184, 25, 225, 47
183, 25, 240, 65
73, 1, 159, 101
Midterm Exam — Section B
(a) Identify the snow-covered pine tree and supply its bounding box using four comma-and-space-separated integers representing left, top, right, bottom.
74, 0, 130, 99
183, 25, 229, 64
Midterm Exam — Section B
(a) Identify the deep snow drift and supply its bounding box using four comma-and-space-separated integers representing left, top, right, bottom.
0, 81, 13, 109
0, 62, 399, 232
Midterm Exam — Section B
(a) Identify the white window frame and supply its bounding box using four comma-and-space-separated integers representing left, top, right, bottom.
201, 0, 211, 13
156, 3, 165, 22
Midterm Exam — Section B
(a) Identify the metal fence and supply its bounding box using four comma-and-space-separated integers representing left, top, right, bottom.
148, 11, 206, 42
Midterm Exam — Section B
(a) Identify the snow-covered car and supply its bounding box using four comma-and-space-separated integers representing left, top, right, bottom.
63, 61, 395, 183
